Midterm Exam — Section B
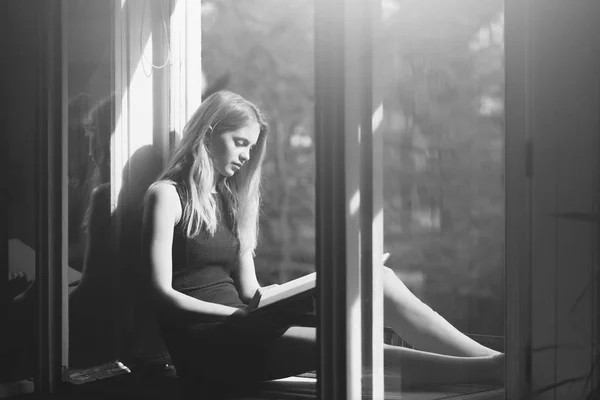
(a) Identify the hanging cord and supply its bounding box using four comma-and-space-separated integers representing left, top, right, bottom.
140, 0, 171, 76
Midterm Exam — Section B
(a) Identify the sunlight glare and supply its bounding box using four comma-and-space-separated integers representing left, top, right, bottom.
130, 32, 154, 152
113, 13, 154, 207
349, 190, 361, 216
112, 89, 126, 212
372, 102, 384, 134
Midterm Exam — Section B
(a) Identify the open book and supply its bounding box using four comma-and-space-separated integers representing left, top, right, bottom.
248, 272, 316, 311
248, 252, 390, 312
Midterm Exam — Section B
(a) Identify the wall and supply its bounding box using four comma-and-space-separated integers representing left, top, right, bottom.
0, 0, 41, 384
2, 0, 38, 254
528, 0, 600, 398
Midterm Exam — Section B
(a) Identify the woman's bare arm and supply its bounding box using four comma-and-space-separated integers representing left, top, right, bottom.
231, 250, 261, 304
142, 182, 241, 322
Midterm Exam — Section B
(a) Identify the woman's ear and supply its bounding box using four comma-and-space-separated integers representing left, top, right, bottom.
205, 125, 214, 143
204, 133, 213, 156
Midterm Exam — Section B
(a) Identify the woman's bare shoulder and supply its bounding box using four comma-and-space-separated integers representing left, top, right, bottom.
145, 180, 182, 217
149, 179, 177, 192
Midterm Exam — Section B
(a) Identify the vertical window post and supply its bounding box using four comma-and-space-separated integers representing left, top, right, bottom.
35, 0, 68, 393
315, 0, 383, 398
361, 1, 384, 397
505, 0, 532, 397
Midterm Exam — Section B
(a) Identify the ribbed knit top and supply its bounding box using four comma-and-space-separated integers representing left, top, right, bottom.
170, 182, 245, 308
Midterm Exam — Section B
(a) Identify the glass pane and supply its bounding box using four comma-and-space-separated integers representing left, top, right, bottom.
66, 1, 117, 369
380, 0, 505, 395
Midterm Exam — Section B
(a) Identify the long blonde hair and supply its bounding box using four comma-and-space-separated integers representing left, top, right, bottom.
156, 90, 269, 255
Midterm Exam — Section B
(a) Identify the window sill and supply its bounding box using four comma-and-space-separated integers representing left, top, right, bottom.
260, 376, 504, 400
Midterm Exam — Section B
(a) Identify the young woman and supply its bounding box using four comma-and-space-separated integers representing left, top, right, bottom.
141, 90, 504, 389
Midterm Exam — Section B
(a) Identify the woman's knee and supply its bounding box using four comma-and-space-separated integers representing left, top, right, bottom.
382, 266, 401, 293
382, 266, 396, 279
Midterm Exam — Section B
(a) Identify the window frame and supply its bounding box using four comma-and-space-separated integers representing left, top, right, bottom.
41, 0, 596, 398
35, 0, 68, 393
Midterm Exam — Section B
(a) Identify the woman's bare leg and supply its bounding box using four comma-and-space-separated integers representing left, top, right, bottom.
259, 326, 318, 380
260, 326, 503, 387
382, 267, 500, 357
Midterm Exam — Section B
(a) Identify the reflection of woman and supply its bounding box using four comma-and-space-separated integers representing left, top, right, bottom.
68, 95, 117, 367
80, 95, 113, 228
142, 90, 504, 389
68, 94, 113, 273
68, 93, 91, 250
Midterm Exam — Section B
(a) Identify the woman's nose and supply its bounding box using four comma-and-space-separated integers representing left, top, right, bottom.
240, 148, 250, 163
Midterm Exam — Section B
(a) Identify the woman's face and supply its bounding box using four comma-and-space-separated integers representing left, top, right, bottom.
209, 122, 261, 177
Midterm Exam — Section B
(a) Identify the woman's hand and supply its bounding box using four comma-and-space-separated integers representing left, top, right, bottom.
245, 284, 281, 311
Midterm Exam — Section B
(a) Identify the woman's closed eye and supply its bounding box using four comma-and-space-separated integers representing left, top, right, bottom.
235, 138, 255, 151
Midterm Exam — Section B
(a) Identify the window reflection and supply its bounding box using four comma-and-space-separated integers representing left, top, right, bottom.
374, 1, 506, 395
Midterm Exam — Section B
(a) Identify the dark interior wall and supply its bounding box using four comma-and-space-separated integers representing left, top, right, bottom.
0, 0, 41, 383
2, 0, 39, 253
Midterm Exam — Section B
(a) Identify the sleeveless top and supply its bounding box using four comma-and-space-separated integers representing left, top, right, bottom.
170, 182, 245, 308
